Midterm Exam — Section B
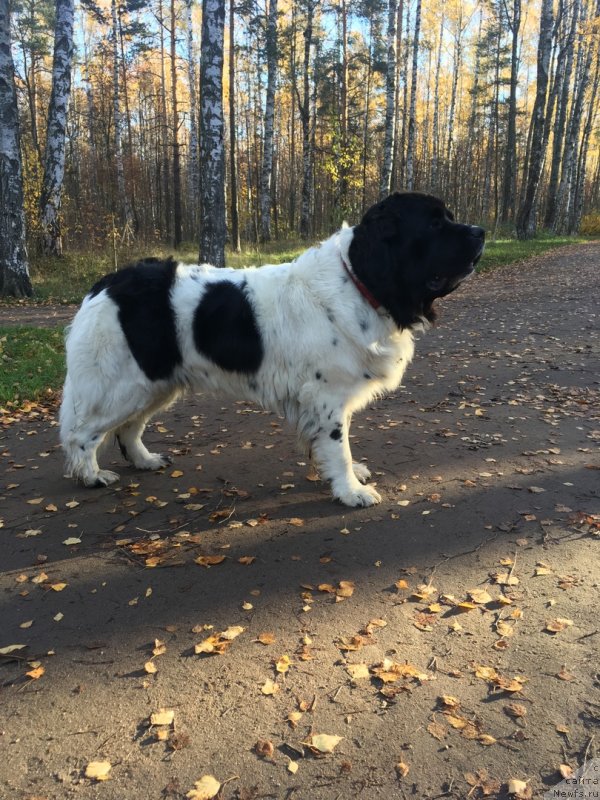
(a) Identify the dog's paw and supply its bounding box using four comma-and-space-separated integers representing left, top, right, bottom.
138, 453, 173, 470
334, 483, 382, 508
88, 469, 120, 488
352, 462, 371, 483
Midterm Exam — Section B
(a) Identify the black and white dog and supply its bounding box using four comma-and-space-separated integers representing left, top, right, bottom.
60, 192, 484, 507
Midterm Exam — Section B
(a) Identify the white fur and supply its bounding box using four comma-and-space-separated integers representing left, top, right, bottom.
60, 226, 416, 506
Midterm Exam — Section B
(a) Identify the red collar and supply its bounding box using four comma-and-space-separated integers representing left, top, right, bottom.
341, 258, 381, 311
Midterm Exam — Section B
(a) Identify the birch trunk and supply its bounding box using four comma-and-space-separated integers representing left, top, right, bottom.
39, 0, 74, 256
170, 0, 182, 248
299, 0, 315, 239
516, 0, 553, 238
111, 0, 134, 235
554, 4, 595, 234
260, 0, 277, 242
199, 0, 226, 266
228, 0, 240, 251
379, 0, 397, 199
429, 12, 444, 195
186, 0, 199, 239
0, 0, 32, 297
405, 0, 421, 190
500, 0, 521, 226
544, 0, 578, 229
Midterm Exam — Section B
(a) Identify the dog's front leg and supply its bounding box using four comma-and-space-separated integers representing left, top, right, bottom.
309, 411, 381, 508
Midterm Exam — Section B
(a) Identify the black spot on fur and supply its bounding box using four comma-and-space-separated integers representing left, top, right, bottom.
193, 281, 263, 373
316, 371, 322, 380
330, 426, 342, 441
89, 258, 182, 381
364, 373, 372, 380
360, 319, 369, 332
332, 338, 338, 346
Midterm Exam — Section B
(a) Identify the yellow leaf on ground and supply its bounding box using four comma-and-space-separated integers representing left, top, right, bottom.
261, 679, 279, 695
85, 761, 112, 782
307, 734, 343, 753
150, 708, 174, 726
26, 666, 45, 680
186, 775, 221, 800
256, 632, 276, 645
346, 663, 370, 681
276, 655, 292, 673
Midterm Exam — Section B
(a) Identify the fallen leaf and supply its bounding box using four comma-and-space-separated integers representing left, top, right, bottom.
194, 555, 227, 567
150, 708, 175, 726
346, 663, 370, 681
396, 761, 410, 777
275, 655, 292, 674
144, 661, 157, 674
261, 679, 279, 695
305, 733, 343, 754
545, 618, 573, 634
85, 761, 112, 782
427, 720, 447, 741
62, 537, 82, 546
255, 739, 274, 759
287, 760, 299, 774
26, 665, 45, 680
186, 775, 221, 799
256, 632, 276, 646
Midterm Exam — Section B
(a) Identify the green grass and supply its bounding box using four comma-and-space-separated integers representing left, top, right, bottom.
477, 233, 589, 272
23, 240, 307, 304
0, 326, 65, 407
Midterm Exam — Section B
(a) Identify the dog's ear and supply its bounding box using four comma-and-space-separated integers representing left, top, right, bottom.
359, 196, 404, 241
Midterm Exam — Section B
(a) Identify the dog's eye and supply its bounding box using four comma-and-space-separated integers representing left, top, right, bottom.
430, 218, 442, 230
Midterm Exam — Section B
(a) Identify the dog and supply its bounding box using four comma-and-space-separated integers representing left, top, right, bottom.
60, 192, 484, 507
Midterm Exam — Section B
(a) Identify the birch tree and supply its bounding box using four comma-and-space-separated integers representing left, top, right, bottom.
199, 0, 226, 266
170, 0, 182, 247
0, 0, 32, 297
185, 0, 199, 237
111, 0, 134, 234
259, 0, 278, 242
39, 0, 75, 256
516, 0, 553, 238
299, 0, 315, 239
379, 0, 397, 198
499, 0, 521, 226
405, 0, 421, 190
228, 0, 240, 251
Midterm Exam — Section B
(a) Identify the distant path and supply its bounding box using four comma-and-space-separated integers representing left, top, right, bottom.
0, 303, 76, 327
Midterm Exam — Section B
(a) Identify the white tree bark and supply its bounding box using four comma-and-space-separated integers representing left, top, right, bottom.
379, 0, 397, 199
0, 0, 32, 297
111, 0, 134, 234
260, 0, 277, 242
39, 0, 74, 256
199, 0, 226, 266
405, 0, 421, 190
186, 0, 199, 237
516, 0, 553, 238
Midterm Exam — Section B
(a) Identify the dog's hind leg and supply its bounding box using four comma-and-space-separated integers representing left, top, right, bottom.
115, 392, 178, 471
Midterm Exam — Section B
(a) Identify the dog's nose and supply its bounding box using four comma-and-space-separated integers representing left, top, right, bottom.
470, 226, 485, 240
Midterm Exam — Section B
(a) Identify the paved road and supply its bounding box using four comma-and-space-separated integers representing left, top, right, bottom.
1, 243, 598, 800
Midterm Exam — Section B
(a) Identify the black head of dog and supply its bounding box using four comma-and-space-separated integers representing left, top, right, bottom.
348, 192, 485, 328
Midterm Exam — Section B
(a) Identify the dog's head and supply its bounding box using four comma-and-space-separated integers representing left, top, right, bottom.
348, 192, 485, 328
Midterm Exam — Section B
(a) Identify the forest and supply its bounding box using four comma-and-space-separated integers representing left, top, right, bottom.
1, 0, 599, 297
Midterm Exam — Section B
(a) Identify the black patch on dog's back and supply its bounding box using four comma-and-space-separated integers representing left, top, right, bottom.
89, 258, 181, 381
193, 280, 263, 373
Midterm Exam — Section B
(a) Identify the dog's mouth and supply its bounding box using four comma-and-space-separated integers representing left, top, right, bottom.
427, 244, 484, 295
